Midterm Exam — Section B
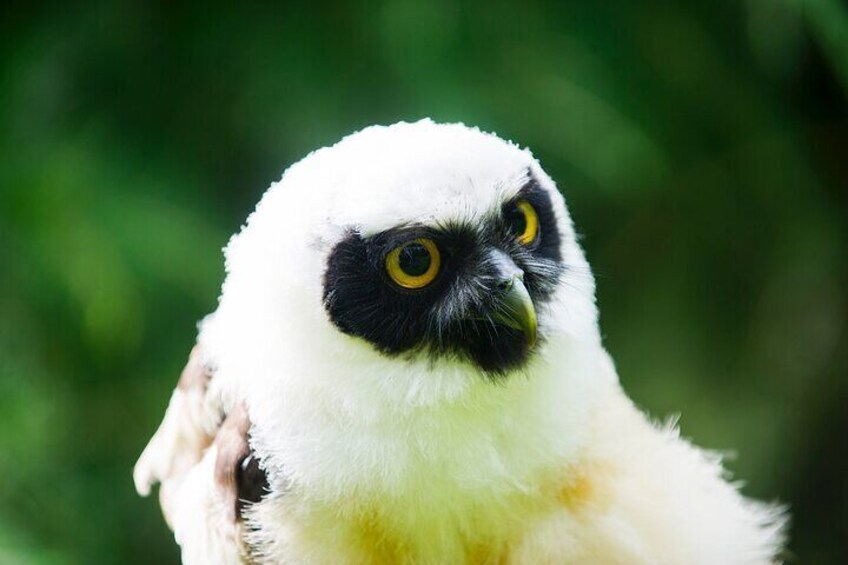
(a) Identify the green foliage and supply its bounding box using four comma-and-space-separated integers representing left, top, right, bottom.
1, 1, 845, 562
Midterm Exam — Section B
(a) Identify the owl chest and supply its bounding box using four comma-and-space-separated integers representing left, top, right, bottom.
246, 373, 588, 561
297, 484, 528, 563
256, 436, 547, 562
260, 459, 606, 564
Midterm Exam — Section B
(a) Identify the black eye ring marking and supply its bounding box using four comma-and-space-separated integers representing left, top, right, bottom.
322, 172, 564, 374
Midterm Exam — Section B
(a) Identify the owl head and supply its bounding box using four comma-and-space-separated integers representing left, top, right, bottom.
201, 120, 601, 415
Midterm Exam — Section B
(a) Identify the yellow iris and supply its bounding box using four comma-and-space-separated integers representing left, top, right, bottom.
386, 238, 441, 289
514, 200, 539, 245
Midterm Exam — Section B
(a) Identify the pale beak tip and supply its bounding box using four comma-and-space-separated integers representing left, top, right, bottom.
491, 276, 537, 348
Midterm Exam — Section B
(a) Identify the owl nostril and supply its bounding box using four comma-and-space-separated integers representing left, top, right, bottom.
496, 278, 514, 292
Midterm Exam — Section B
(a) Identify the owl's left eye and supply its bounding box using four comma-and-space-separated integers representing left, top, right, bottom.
505, 199, 539, 245
385, 238, 441, 289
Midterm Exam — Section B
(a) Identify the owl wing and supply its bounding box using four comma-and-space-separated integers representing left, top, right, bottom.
134, 346, 268, 564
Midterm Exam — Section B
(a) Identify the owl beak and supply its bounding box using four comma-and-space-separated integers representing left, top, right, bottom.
490, 276, 537, 349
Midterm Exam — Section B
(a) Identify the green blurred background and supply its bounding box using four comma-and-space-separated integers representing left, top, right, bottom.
1, 1, 846, 563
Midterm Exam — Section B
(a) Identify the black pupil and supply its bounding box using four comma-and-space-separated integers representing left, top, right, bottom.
399, 243, 431, 277
506, 205, 527, 237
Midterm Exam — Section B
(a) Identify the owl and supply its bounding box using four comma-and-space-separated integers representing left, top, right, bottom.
135, 120, 786, 563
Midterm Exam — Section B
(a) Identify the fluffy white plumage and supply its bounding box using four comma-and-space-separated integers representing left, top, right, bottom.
135, 119, 786, 563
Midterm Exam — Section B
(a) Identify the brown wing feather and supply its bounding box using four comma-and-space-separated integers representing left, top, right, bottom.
134, 345, 268, 563
214, 402, 270, 522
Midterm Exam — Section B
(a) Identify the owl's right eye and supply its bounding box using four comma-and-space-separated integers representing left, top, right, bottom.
505, 199, 539, 246
385, 238, 441, 289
